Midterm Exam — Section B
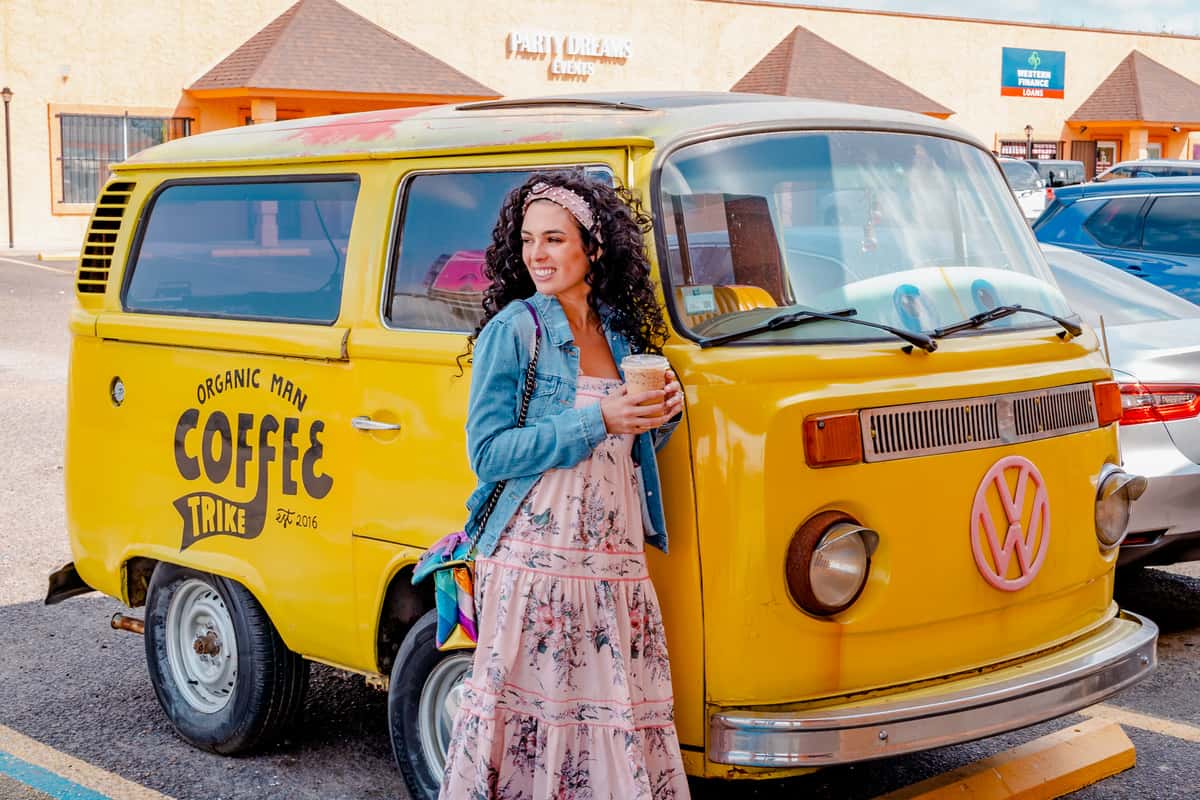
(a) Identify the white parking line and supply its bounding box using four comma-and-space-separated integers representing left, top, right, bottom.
1080, 704, 1200, 744
0, 723, 175, 800
0, 256, 74, 275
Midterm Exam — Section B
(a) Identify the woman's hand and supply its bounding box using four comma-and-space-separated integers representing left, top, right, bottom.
663, 370, 683, 420
601, 370, 684, 435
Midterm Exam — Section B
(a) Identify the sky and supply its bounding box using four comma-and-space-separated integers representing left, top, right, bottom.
789, 1, 1200, 37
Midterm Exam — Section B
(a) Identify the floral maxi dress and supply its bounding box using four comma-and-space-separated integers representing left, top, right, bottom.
439, 375, 690, 800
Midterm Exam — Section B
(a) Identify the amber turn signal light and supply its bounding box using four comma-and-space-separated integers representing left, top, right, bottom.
1094, 381, 1122, 427
803, 412, 863, 467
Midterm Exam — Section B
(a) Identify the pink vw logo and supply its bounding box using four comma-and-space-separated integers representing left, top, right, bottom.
970, 455, 1050, 591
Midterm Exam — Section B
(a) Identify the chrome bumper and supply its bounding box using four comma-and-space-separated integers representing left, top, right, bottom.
709, 611, 1157, 767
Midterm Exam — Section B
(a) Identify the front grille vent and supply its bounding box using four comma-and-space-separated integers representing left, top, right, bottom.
861, 383, 1097, 462
76, 181, 135, 295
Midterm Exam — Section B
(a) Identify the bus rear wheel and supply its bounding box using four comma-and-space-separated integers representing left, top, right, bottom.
144, 563, 309, 754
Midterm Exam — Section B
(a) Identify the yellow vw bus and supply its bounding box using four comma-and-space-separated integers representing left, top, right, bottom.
50, 93, 1156, 798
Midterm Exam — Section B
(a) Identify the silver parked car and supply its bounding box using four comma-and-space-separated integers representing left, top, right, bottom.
1042, 243, 1200, 566
1094, 159, 1200, 182
999, 156, 1047, 222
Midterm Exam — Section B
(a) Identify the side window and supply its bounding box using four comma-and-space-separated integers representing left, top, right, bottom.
1083, 196, 1145, 248
386, 167, 611, 331
1143, 196, 1200, 256
124, 177, 358, 323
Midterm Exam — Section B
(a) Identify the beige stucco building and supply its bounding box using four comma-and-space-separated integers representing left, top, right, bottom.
3, 0, 1200, 249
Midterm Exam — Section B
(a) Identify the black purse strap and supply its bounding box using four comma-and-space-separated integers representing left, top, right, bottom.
470, 300, 541, 549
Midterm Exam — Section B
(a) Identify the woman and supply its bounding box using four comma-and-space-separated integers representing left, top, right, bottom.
439, 172, 691, 799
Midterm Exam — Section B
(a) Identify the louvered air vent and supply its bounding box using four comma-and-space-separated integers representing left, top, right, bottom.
861, 383, 1098, 462
76, 181, 135, 295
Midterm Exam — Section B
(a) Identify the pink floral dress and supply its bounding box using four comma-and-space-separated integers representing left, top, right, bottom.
439, 375, 690, 800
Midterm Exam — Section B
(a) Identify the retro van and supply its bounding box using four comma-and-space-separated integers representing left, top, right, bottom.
49, 93, 1157, 798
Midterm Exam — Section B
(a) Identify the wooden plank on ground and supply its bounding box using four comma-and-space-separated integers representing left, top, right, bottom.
875, 717, 1135, 800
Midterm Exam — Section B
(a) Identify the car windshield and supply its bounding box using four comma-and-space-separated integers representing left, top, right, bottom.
1042, 246, 1200, 326
658, 130, 1068, 344
1001, 161, 1041, 191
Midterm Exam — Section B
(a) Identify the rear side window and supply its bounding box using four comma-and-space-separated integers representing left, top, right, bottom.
1000, 161, 1039, 191
1082, 196, 1145, 247
1143, 195, 1200, 256
386, 167, 610, 332
124, 177, 359, 323
1097, 166, 1133, 181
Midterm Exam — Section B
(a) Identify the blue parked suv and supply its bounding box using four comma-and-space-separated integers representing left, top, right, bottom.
1033, 176, 1200, 303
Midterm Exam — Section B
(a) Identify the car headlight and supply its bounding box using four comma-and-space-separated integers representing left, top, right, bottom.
1095, 466, 1148, 548
786, 512, 879, 617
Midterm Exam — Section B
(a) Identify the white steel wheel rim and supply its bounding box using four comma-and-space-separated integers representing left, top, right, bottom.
418, 653, 472, 780
164, 578, 238, 714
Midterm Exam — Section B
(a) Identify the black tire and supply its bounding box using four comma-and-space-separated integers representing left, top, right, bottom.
388, 608, 475, 800
144, 562, 309, 754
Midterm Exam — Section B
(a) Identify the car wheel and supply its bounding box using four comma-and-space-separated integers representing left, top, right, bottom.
388, 608, 474, 800
144, 563, 309, 754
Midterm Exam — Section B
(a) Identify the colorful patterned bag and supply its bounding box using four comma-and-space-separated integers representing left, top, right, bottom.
411, 301, 541, 651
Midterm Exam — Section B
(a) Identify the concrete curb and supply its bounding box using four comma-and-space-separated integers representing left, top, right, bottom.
37, 252, 80, 263
875, 717, 1135, 799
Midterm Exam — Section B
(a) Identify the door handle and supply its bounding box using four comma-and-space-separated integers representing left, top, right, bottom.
352, 415, 401, 432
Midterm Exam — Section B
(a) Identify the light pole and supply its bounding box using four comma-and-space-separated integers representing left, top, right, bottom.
1, 87, 12, 249
1024, 123, 1034, 160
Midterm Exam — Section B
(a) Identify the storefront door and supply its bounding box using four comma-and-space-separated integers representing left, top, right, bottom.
1096, 141, 1119, 174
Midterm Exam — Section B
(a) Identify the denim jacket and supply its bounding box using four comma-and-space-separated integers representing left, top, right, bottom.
464, 291, 677, 557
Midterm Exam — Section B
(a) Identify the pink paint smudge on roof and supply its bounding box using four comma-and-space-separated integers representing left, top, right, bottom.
284, 105, 436, 147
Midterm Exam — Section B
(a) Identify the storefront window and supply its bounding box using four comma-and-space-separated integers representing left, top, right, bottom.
1095, 141, 1119, 176
59, 113, 191, 204
998, 141, 1058, 160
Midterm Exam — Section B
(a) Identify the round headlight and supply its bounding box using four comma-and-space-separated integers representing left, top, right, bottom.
1095, 467, 1148, 548
786, 512, 879, 617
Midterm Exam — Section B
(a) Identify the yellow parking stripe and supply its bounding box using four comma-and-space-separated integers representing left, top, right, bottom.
0, 256, 74, 275
876, 718, 1134, 799
0, 724, 175, 800
1080, 704, 1200, 744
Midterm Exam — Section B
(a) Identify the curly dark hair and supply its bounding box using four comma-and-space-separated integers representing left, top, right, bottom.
460, 170, 668, 367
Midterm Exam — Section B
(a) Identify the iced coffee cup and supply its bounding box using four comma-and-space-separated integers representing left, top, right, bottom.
621, 354, 670, 406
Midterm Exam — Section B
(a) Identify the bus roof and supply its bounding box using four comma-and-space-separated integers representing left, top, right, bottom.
119, 92, 977, 170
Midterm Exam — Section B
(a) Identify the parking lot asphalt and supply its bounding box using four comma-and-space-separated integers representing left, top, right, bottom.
0, 254, 1197, 799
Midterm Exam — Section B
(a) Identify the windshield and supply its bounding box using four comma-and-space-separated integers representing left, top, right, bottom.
658, 130, 1069, 344
1001, 160, 1041, 191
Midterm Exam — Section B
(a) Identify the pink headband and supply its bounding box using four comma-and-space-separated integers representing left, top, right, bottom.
522, 182, 603, 243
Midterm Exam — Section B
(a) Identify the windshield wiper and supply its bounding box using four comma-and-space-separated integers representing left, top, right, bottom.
931, 304, 1083, 339
699, 307, 937, 352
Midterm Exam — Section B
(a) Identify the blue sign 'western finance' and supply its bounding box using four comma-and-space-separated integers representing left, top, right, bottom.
1001, 48, 1065, 99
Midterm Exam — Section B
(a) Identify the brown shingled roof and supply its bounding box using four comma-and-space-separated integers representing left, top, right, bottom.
1070, 50, 1200, 123
190, 0, 496, 97
732, 26, 953, 117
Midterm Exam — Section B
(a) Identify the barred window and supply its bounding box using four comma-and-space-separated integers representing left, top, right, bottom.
59, 114, 191, 204
998, 141, 1059, 160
